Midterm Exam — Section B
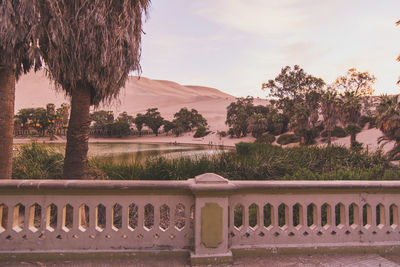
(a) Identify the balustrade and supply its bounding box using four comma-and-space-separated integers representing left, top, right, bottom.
0, 175, 399, 264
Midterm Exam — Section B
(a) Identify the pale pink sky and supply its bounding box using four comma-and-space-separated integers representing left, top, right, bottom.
139, 0, 400, 97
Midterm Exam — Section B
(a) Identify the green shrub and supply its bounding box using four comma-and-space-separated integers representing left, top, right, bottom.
12, 143, 64, 179
321, 126, 347, 138
277, 134, 299, 145
332, 126, 347, 137
194, 126, 210, 138
255, 134, 276, 144
360, 116, 377, 129
217, 131, 228, 137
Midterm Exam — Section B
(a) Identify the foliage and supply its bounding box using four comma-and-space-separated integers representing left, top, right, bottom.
255, 134, 276, 144
376, 94, 400, 159
173, 107, 208, 135
360, 115, 376, 129
144, 108, 164, 136
263, 65, 325, 145
35, 0, 150, 106
248, 113, 268, 138
109, 120, 131, 137
217, 131, 228, 137
226, 97, 254, 137
12, 143, 63, 179
320, 89, 338, 144
193, 125, 210, 138
134, 113, 146, 136
335, 69, 375, 147
277, 134, 299, 145
321, 126, 347, 138
294, 128, 319, 145
90, 110, 114, 129
0, 0, 38, 78
91, 143, 395, 181
163, 120, 175, 135
117, 112, 134, 125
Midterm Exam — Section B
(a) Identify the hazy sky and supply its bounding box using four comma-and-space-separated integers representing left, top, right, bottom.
139, 0, 400, 97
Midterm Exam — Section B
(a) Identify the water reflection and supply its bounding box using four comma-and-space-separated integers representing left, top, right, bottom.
41, 142, 225, 164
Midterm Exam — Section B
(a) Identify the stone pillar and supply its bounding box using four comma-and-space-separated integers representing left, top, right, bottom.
189, 173, 234, 265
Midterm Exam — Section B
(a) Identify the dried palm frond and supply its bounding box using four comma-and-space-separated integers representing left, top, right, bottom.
35, 0, 150, 106
0, 0, 39, 78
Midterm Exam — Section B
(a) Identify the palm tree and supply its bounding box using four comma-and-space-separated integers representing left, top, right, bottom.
35, 1, 150, 179
376, 95, 400, 159
321, 90, 338, 145
338, 92, 362, 147
0, 1, 38, 179
334, 69, 375, 148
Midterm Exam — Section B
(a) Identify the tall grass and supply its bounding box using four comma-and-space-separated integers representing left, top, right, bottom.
12, 143, 64, 179
12, 142, 400, 180
90, 143, 399, 181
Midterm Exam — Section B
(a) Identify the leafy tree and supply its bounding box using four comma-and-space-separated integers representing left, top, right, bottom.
226, 97, 254, 137
0, 1, 38, 179
134, 113, 146, 136
144, 108, 164, 136
376, 94, 400, 159
31, 108, 47, 135
335, 68, 375, 147
90, 110, 114, 135
55, 103, 70, 135
263, 65, 325, 118
194, 125, 210, 138
15, 107, 50, 136
269, 111, 289, 135
109, 120, 131, 137
173, 107, 208, 133
263, 65, 325, 145
163, 120, 175, 136
16, 108, 35, 134
35, 0, 150, 179
46, 103, 56, 140
248, 113, 268, 138
117, 111, 134, 125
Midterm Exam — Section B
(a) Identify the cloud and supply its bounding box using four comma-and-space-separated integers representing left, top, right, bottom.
192, 0, 346, 37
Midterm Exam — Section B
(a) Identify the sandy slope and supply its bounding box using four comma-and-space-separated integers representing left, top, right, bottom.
16, 70, 252, 132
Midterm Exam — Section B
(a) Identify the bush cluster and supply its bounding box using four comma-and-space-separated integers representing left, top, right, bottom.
13, 142, 398, 182
277, 134, 299, 145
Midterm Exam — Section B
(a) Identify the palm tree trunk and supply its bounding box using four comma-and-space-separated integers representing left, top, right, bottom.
327, 130, 332, 145
350, 133, 356, 147
63, 83, 91, 179
0, 67, 16, 179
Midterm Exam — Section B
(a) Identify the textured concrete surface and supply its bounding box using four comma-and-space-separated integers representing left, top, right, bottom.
2, 253, 400, 267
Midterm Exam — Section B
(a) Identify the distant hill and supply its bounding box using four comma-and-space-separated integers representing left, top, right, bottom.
15, 70, 247, 131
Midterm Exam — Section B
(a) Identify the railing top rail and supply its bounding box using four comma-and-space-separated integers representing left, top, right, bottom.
0, 179, 193, 195
1, 178, 400, 195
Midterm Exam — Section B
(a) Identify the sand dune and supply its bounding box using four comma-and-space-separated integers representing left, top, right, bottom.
15, 70, 243, 131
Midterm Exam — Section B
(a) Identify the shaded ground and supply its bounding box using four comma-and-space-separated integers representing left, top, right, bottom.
3, 253, 400, 267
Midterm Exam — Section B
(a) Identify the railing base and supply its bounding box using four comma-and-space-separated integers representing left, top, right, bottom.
190, 251, 233, 265
0, 250, 190, 263
231, 242, 400, 256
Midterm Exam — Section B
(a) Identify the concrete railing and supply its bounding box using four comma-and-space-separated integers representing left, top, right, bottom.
0, 174, 400, 264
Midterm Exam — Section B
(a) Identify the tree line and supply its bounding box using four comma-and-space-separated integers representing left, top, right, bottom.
15, 103, 70, 138
89, 107, 208, 137
15, 103, 209, 138
225, 65, 400, 160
